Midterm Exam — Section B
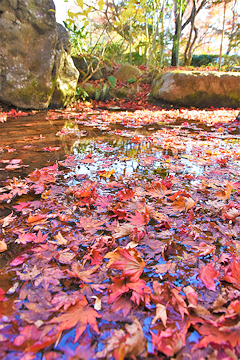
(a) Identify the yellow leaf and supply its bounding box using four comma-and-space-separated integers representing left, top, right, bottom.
98, 0, 104, 10
0, 239, 7, 252
151, 303, 167, 327
76, 0, 84, 7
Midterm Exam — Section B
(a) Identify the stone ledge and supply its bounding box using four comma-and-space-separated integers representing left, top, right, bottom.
152, 71, 240, 108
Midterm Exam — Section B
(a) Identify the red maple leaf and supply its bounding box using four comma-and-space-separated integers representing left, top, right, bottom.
107, 277, 150, 307
71, 181, 98, 206
33, 230, 48, 243
50, 296, 101, 342
117, 188, 135, 201
199, 263, 220, 291
223, 258, 240, 289
50, 291, 82, 311
77, 216, 104, 233
15, 232, 36, 245
151, 319, 190, 357
0, 288, 5, 301
110, 204, 128, 220
127, 207, 150, 226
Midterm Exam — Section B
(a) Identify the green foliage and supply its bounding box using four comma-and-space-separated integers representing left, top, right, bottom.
108, 76, 117, 88
191, 54, 218, 67
62, 0, 240, 70
76, 86, 89, 100
122, 52, 147, 66
63, 21, 88, 55
223, 55, 240, 66
104, 41, 126, 62
127, 77, 136, 84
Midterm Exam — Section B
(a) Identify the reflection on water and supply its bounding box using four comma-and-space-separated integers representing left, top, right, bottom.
0, 110, 239, 187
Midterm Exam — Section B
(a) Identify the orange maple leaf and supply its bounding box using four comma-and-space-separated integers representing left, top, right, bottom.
66, 262, 100, 283
50, 296, 101, 342
170, 195, 197, 212
105, 247, 145, 282
216, 182, 232, 201
146, 181, 171, 199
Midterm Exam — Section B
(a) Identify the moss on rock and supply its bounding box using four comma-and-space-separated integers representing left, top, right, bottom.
152, 71, 240, 108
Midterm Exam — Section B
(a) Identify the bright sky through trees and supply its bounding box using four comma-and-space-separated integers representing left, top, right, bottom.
53, 0, 70, 23
53, 0, 240, 58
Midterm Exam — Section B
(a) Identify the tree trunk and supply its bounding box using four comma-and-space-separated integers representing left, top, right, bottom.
171, 0, 179, 67
219, 0, 227, 70
171, 0, 183, 67
129, 21, 133, 64
159, 0, 166, 67
185, 26, 198, 65
183, 0, 196, 65
226, 0, 237, 56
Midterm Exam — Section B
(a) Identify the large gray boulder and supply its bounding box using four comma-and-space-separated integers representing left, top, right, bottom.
113, 64, 142, 83
51, 24, 79, 108
152, 71, 240, 108
0, 0, 78, 109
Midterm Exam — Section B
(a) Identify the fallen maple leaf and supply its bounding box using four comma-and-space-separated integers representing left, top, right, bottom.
146, 181, 171, 199
127, 207, 150, 226
223, 258, 240, 289
53, 232, 68, 245
50, 297, 101, 342
15, 233, 36, 245
117, 187, 135, 201
1, 212, 17, 227
33, 230, 48, 243
27, 213, 46, 224
50, 291, 82, 311
77, 216, 104, 233
112, 223, 134, 239
151, 319, 190, 357
171, 288, 189, 319
151, 303, 167, 327
96, 318, 146, 360
66, 262, 100, 283
192, 242, 216, 256
170, 195, 198, 212
199, 263, 220, 291
105, 247, 145, 282
55, 249, 76, 264
216, 182, 232, 201
0, 239, 7, 252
